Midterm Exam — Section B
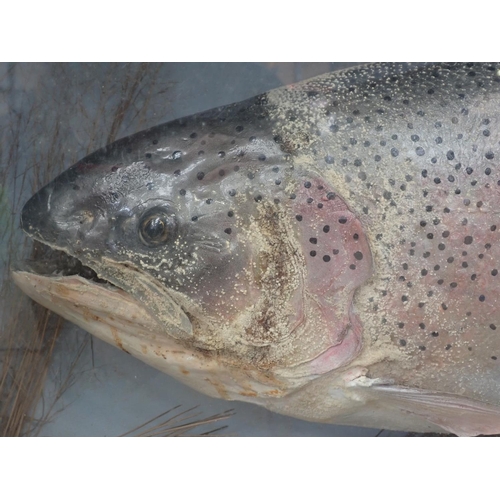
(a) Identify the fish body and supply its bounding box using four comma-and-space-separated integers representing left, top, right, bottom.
13, 63, 500, 435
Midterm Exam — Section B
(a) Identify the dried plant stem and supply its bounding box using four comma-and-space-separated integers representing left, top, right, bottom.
0, 294, 63, 436
122, 407, 235, 437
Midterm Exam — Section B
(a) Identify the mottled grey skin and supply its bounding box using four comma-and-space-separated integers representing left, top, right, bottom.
14, 63, 500, 435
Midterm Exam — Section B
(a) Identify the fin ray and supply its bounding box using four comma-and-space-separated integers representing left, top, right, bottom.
368, 385, 500, 436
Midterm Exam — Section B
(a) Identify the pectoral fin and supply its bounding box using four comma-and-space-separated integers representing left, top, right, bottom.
367, 385, 500, 436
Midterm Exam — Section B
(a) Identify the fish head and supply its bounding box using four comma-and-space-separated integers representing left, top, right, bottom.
16, 104, 373, 400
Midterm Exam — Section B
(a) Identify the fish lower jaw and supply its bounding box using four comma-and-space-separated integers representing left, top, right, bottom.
10, 270, 301, 401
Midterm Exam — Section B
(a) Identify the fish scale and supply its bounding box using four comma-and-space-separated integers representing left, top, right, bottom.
13, 62, 500, 435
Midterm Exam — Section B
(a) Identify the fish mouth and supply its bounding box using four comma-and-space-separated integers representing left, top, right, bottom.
21, 240, 115, 288
15, 232, 194, 342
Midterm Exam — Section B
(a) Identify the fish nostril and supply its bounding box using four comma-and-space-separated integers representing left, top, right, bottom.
73, 210, 95, 227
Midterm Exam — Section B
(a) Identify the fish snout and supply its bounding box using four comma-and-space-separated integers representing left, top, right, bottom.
21, 182, 56, 238
21, 171, 87, 246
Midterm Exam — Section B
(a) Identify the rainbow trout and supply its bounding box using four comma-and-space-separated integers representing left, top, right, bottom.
13, 63, 500, 435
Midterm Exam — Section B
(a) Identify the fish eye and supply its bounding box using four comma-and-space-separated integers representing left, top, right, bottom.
138, 208, 174, 247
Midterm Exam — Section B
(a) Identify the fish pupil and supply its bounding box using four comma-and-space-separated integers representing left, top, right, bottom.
145, 217, 166, 240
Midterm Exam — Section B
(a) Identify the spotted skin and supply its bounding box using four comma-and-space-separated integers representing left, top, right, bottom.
275, 63, 500, 403
13, 63, 500, 435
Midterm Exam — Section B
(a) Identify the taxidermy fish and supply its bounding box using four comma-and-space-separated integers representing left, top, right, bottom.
13, 62, 500, 436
